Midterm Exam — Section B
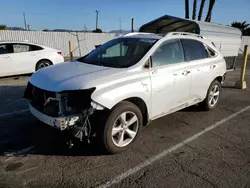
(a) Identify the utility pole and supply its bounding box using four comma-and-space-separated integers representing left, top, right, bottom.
119, 18, 122, 34
23, 11, 27, 30
185, 0, 189, 19
95, 10, 100, 30
131, 18, 134, 32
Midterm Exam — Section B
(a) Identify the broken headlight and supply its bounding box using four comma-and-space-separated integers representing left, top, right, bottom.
62, 87, 96, 112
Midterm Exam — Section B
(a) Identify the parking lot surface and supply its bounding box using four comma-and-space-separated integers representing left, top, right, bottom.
0, 60, 250, 188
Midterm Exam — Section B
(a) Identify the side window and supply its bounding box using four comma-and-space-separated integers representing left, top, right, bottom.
102, 43, 128, 58
182, 39, 208, 61
13, 44, 30, 53
151, 40, 184, 67
0, 44, 13, 55
29, 45, 43, 51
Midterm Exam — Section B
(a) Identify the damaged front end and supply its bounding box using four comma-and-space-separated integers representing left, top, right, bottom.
24, 82, 105, 147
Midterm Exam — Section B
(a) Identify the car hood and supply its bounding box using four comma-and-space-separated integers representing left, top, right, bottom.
29, 60, 127, 92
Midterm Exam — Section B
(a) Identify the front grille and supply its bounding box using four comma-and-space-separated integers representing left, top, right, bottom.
24, 82, 59, 117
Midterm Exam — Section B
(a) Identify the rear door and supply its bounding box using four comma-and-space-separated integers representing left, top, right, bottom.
0, 44, 14, 77
10, 43, 42, 74
181, 39, 217, 102
150, 39, 192, 118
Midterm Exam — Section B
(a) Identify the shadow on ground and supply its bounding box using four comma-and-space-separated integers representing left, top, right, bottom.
0, 85, 108, 157
0, 117, 108, 157
0, 80, 243, 157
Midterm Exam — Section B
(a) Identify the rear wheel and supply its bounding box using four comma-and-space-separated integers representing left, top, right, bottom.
200, 80, 221, 111
99, 101, 143, 154
36, 60, 52, 71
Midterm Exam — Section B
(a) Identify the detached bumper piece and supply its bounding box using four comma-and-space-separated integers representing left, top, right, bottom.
29, 103, 80, 130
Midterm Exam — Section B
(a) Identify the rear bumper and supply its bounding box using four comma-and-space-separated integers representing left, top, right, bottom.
29, 102, 80, 130
51, 55, 65, 65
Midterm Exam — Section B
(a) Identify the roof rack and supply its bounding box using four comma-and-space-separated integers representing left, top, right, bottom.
123, 32, 154, 37
166, 32, 205, 39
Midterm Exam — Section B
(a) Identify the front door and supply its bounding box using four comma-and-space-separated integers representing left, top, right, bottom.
0, 44, 14, 77
150, 39, 192, 118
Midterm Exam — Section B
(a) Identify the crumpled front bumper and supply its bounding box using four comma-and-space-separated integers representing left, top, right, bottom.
29, 102, 80, 130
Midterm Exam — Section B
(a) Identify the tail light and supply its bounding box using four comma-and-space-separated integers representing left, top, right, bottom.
57, 51, 62, 55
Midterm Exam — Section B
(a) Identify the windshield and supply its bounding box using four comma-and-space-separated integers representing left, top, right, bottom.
78, 37, 157, 68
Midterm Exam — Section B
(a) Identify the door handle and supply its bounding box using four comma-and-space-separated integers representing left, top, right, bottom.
2, 56, 10, 58
210, 65, 216, 69
151, 69, 157, 74
173, 73, 178, 76
182, 70, 190, 76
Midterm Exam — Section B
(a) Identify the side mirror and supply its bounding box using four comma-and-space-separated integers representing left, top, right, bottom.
143, 58, 152, 69
95, 44, 101, 49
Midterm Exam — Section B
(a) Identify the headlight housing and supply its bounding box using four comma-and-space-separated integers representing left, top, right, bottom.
62, 87, 96, 112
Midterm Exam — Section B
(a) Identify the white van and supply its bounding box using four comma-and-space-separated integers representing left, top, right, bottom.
139, 15, 242, 70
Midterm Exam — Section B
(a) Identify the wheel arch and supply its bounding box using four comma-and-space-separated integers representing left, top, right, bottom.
96, 96, 150, 126
215, 76, 223, 83
121, 97, 149, 126
214, 72, 226, 85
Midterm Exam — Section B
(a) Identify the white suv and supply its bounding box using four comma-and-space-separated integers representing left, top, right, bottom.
24, 32, 226, 154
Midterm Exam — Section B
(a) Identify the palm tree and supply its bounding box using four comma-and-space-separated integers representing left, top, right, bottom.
0, 25, 7, 30
185, 0, 190, 19
192, 0, 197, 20
198, 0, 206, 21
205, 0, 216, 22
231, 21, 250, 32
244, 27, 250, 36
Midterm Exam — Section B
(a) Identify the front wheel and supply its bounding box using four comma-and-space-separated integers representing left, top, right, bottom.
200, 80, 221, 111
100, 101, 143, 154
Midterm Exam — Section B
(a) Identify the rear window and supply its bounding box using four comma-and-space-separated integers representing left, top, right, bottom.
30, 45, 43, 51
181, 39, 208, 61
13, 44, 43, 53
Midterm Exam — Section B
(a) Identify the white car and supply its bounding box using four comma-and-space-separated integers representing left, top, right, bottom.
24, 32, 226, 154
0, 41, 64, 77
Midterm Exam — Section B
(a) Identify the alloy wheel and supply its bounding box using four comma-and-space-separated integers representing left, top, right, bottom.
209, 84, 220, 107
111, 111, 139, 147
38, 62, 50, 69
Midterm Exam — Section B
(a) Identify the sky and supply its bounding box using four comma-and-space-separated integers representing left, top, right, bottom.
1, 0, 250, 32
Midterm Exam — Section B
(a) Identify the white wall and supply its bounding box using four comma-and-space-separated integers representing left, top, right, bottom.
0, 30, 118, 57
240, 36, 250, 55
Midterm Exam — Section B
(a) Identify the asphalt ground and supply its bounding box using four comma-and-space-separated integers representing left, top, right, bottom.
0, 58, 250, 188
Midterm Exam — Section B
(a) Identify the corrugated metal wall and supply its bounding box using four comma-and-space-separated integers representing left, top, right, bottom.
0, 30, 250, 56
0, 30, 118, 57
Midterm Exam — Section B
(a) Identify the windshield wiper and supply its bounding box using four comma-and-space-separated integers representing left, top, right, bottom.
82, 60, 105, 67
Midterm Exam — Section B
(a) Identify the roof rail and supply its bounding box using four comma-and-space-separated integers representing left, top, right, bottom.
166, 32, 205, 39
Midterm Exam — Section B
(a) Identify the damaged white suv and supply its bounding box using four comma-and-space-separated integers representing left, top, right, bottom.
24, 32, 226, 154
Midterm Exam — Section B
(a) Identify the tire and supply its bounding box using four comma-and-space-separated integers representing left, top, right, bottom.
200, 80, 221, 111
99, 101, 143, 154
36, 60, 52, 71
